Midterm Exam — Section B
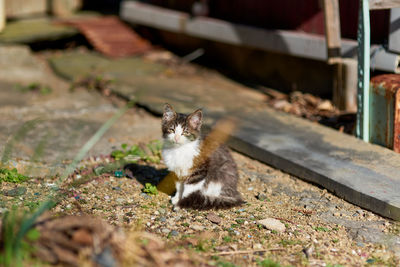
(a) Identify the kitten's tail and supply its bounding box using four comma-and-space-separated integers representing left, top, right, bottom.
178, 191, 245, 210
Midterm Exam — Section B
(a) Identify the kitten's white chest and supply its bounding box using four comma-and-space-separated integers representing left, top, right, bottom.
162, 140, 200, 177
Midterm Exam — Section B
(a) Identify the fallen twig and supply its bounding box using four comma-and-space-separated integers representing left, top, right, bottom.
273, 217, 295, 224
291, 208, 314, 216
209, 248, 284, 256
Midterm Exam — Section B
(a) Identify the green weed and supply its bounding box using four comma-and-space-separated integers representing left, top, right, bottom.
257, 258, 282, 267
216, 260, 239, 267
278, 239, 300, 247
0, 101, 134, 265
16, 83, 52, 95
235, 219, 245, 224
0, 168, 29, 183
111, 140, 162, 163
0, 201, 54, 266
142, 183, 158, 195
314, 226, 330, 232
222, 236, 232, 243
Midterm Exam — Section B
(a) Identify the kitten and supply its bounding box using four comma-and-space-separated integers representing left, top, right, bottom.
161, 103, 244, 210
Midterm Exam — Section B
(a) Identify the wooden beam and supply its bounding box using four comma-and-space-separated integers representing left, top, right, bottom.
322, 0, 342, 64
121, 1, 400, 73
322, 0, 352, 111
370, 0, 400, 10
389, 8, 400, 53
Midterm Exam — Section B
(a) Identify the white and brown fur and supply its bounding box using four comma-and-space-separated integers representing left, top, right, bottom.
161, 103, 244, 210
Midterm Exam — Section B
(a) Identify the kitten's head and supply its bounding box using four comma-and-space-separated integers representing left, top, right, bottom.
162, 103, 202, 146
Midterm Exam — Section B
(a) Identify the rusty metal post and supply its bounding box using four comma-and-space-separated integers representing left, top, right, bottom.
356, 0, 370, 142
370, 75, 400, 152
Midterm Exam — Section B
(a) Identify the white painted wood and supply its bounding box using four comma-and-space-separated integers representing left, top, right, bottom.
0, 0, 5, 32
370, 0, 400, 9
51, 0, 82, 17
120, 1, 188, 33
120, 0, 400, 73
389, 8, 400, 54
5, 0, 46, 18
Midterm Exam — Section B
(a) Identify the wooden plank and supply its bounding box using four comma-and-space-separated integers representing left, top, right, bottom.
370, 0, 400, 9
322, 0, 348, 111
389, 8, 400, 53
322, 0, 342, 64
5, 0, 46, 18
227, 109, 400, 221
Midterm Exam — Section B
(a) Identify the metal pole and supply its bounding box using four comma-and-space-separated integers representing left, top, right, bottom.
356, 0, 370, 142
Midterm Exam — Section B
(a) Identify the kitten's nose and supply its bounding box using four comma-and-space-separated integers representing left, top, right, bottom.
174, 135, 180, 142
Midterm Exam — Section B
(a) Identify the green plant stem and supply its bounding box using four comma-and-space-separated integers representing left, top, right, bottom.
59, 100, 135, 185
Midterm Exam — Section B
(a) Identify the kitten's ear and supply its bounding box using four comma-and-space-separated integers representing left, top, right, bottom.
163, 103, 176, 122
188, 109, 202, 130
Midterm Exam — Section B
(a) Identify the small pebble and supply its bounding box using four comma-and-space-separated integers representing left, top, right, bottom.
256, 193, 268, 201
159, 208, 166, 214
160, 217, 167, 222
114, 170, 124, 178
302, 246, 314, 258
112, 186, 121, 191
3, 187, 27, 197
257, 218, 286, 233
162, 228, 171, 234
207, 212, 221, 224
93, 246, 116, 267
140, 193, 151, 199
192, 224, 205, 231
170, 230, 179, 237
253, 243, 263, 249
94, 166, 105, 175
116, 198, 125, 204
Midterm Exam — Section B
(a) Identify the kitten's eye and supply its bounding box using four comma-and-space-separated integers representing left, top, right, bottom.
167, 128, 174, 133
183, 131, 190, 136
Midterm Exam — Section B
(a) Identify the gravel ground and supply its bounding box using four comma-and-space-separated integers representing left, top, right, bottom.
0, 46, 399, 266
2, 143, 399, 266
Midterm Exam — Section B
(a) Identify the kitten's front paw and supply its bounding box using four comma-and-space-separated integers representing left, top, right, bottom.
171, 195, 179, 205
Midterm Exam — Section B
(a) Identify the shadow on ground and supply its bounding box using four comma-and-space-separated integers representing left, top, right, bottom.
124, 163, 169, 187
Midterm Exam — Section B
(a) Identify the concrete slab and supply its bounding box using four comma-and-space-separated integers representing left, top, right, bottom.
0, 47, 161, 178
0, 17, 78, 44
48, 50, 166, 81
48, 50, 400, 220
